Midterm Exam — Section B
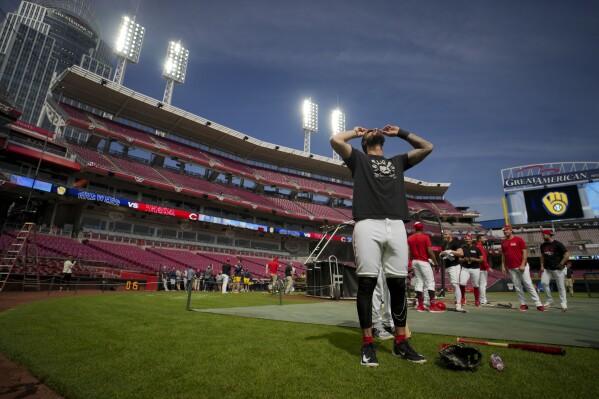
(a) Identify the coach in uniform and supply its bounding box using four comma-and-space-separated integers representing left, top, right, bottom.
540, 229, 570, 312
475, 235, 492, 306
331, 124, 433, 367
440, 232, 465, 311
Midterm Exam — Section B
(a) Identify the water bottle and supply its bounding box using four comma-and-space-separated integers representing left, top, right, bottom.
490, 354, 504, 371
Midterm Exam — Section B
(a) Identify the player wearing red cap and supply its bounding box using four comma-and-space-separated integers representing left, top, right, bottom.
408, 222, 444, 313
500, 226, 546, 311
540, 230, 570, 312
459, 235, 483, 306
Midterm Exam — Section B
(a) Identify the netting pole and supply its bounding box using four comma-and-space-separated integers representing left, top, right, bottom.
186, 284, 193, 311
48, 276, 55, 296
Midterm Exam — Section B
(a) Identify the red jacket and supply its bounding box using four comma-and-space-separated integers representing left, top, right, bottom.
475, 242, 490, 271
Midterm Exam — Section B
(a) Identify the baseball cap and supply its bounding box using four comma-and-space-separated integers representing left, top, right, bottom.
541, 229, 553, 236
502, 225, 512, 231
414, 222, 424, 231
274, 256, 278, 261
226, 258, 230, 262
464, 234, 472, 239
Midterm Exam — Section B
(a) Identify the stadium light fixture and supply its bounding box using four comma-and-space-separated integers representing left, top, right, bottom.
302, 98, 318, 153
302, 99, 318, 132
113, 15, 145, 85
115, 16, 145, 63
331, 108, 345, 160
163, 41, 189, 84
162, 40, 189, 105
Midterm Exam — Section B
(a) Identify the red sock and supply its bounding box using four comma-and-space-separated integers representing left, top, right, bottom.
394, 335, 406, 344
363, 336, 373, 345
474, 287, 480, 302
460, 285, 466, 298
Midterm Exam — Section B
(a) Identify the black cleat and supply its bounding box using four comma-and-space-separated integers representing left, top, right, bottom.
393, 340, 426, 364
360, 343, 379, 367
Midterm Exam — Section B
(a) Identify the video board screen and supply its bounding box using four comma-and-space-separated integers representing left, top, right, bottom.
523, 185, 583, 222
586, 182, 599, 218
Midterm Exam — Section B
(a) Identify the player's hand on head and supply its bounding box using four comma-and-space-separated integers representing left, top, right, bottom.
382, 125, 399, 136
353, 126, 368, 136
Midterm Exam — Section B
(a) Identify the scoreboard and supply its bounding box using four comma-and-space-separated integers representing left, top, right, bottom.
501, 163, 599, 224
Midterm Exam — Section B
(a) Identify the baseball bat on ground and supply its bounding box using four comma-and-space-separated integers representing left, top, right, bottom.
457, 338, 566, 355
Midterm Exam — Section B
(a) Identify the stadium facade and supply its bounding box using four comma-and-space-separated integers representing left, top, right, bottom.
0, 64, 487, 275
0, 0, 112, 125
1, 64, 597, 294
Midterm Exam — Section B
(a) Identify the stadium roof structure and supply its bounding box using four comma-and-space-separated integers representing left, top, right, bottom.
52, 66, 451, 197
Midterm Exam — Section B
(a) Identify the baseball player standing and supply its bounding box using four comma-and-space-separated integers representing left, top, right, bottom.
460, 235, 483, 306
440, 231, 466, 311
500, 226, 546, 311
331, 124, 433, 367
408, 222, 444, 313
539, 229, 570, 312
475, 235, 492, 306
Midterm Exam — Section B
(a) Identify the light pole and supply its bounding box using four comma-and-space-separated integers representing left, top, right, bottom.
302, 98, 318, 154
162, 40, 189, 105
410, 209, 445, 297
331, 108, 345, 160
113, 15, 145, 85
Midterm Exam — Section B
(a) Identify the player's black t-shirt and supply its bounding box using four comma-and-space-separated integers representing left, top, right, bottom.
344, 148, 412, 221
443, 238, 461, 268
461, 245, 482, 269
540, 240, 568, 270
285, 264, 293, 277
222, 263, 232, 275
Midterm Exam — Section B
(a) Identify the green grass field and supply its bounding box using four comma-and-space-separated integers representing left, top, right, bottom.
0, 291, 597, 399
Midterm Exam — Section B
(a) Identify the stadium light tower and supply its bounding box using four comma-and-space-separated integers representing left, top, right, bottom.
162, 40, 189, 105
302, 98, 318, 153
331, 108, 345, 160
113, 16, 145, 85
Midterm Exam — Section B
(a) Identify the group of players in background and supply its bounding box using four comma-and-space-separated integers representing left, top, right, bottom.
408, 225, 571, 313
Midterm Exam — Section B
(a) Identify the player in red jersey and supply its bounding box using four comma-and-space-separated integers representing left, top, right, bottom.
500, 226, 546, 312
407, 222, 444, 313
265, 256, 280, 294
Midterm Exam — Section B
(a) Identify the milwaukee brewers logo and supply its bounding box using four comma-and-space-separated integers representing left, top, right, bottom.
542, 191, 569, 216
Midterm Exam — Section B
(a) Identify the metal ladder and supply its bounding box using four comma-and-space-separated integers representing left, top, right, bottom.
0, 223, 39, 292
303, 223, 350, 299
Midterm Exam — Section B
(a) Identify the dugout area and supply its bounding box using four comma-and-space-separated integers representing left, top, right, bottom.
194, 293, 599, 349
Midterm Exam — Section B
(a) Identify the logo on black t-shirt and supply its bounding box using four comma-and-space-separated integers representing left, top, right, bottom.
371, 159, 396, 179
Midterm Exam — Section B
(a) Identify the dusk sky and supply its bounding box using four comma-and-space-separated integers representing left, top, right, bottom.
3, 0, 598, 220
